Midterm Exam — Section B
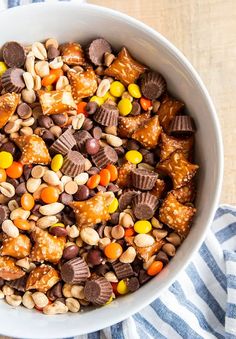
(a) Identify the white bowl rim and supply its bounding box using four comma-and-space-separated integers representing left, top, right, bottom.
0, 2, 224, 338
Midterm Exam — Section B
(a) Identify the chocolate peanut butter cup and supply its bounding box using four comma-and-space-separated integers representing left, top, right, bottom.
86, 38, 112, 66
61, 257, 90, 284
170, 115, 196, 135
131, 168, 158, 190
61, 150, 86, 177
1, 68, 25, 93
84, 277, 112, 305
91, 145, 118, 168
118, 189, 140, 211
132, 192, 159, 220
112, 261, 134, 280
50, 128, 76, 155
73, 130, 92, 152
94, 103, 119, 127
2, 41, 26, 68
127, 277, 140, 292
141, 71, 166, 100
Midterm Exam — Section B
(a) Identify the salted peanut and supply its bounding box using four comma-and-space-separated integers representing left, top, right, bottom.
39, 202, 64, 216
71, 285, 84, 300
25, 52, 36, 76
4, 120, 22, 134
122, 91, 133, 102
43, 300, 68, 315
143, 255, 156, 270
32, 42, 47, 60
8, 200, 19, 212
84, 158, 92, 171
134, 234, 155, 247
152, 229, 168, 240
151, 217, 163, 229
80, 228, 99, 246
61, 175, 72, 185
43, 170, 60, 186
55, 76, 69, 90
162, 243, 176, 257
31, 165, 47, 179
0, 184, 15, 200
111, 225, 125, 240
32, 292, 49, 308
21, 89, 36, 104
64, 181, 78, 195
74, 172, 89, 186
35, 60, 50, 78
98, 237, 111, 250
105, 134, 123, 147
50, 125, 62, 138
96, 78, 110, 97
21, 117, 35, 127
2, 285, 14, 296
34, 75, 42, 91
119, 246, 136, 264
22, 291, 35, 309
16, 257, 30, 271
104, 226, 112, 238
104, 271, 118, 283
0, 290, 4, 299
26, 178, 41, 194
36, 215, 58, 229
0, 194, 10, 204
10, 208, 30, 221
104, 125, 117, 136
6, 295, 22, 307
120, 213, 134, 228
45, 38, 59, 49
62, 283, 73, 298
104, 52, 116, 67
75, 237, 83, 247
9, 114, 18, 122
2, 219, 19, 238
166, 232, 181, 246
27, 264, 60, 292
66, 297, 80, 313
23, 72, 34, 90
71, 113, 85, 130
49, 56, 63, 69
66, 225, 79, 238
20, 126, 33, 136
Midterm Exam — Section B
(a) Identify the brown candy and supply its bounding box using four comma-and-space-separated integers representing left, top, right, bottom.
1, 68, 25, 93
7, 274, 28, 292
170, 115, 196, 135
118, 190, 139, 211
112, 261, 134, 280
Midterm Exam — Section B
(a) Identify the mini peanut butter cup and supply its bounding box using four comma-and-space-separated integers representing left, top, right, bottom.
94, 103, 119, 126
131, 168, 158, 190
84, 277, 112, 305
1, 68, 25, 93
112, 261, 134, 280
118, 189, 140, 211
127, 277, 140, 292
91, 145, 118, 168
132, 192, 159, 220
61, 150, 86, 177
73, 130, 92, 152
86, 38, 112, 66
2, 41, 26, 68
141, 71, 166, 100
170, 115, 196, 135
50, 128, 76, 155
0, 205, 10, 224
61, 258, 90, 284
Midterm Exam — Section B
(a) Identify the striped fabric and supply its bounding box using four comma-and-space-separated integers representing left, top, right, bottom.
1, 2, 236, 338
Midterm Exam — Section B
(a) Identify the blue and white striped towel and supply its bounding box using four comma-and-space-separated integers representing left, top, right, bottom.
1, 2, 235, 338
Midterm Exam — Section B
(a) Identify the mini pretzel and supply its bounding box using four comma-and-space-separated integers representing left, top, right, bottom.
172, 179, 196, 204
14, 134, 51, 165
158, 95, 184, 132
117, 112, 150, 138
125, 236, 165, 262
68, 68, 97, 102
1, 234, 31, 259
0, 92, 20, 128
160, 132, 194, 161
116, 161, 136, 188
60, 42, 85, 66
159, 192, 196, 238
38, 89, 77, 115
132, 115, 162, 149
157, 150, 199, 189
70, 192, 110, 229
0, 256, 25, 281
30, 227, 66, 264
26, 264, 60, 293
150, 178, 166, 199
104, 47, 147, 86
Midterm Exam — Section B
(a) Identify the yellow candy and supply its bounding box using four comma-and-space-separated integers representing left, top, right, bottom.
134, 220, 152, 234
128, 83, 142, 98
0, 62, 7, 76
51, 154, 63, 172
0, 151, 13, 169
90, 96, 104, 106
51, 223, 65, 229
45, 85, 53, 91
125, 150, 143, 164
117, 280, 129, 295
110, 81, 125, 97
118, 98, 132, 116
103, 91, 116, 102
108, 197, 119, 214
105, 295, 113, 305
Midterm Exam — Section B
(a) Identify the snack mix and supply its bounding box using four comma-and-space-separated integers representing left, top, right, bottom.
0, 38, 198, 314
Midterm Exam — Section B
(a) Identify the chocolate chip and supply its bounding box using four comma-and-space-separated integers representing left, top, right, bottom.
126, 139, 140, 151
2, 41, 26, 68
94, 263, 109, 276
85, 138, 100, 155
0, 206, 9, 224
7, 178, 18, 188
47, 45, 60, 60
115, 146, 125, 157
63, 245, 79, 260
143, 151, 155, 166
17, 103, 32, 119
15, 182, 27, 195
0, 279, 4, 288
85, 101, 98, 115
87, 167, 100, 176
97, 185, 106, 192
74, 185, 90, 201
107, 183, 120, 193
87, 249, 103, 266
84, 277, 112, 305
87, 38, 112, 66
1, 68, 25, 93
60, 192, 73, 206
31, 204, 42, 218
47, 282, 63, 301
23, 165, 32, 181
6, 275, 28, 292
38, 115, 54, 129
82, 118, 93, 131
110, 212, 119, 225
97, 224, 106, 238
62, 212, 74, 226
92, 126, 102, 139
141, 71, 167, 100
130, 101, 141, 116
42, 130, 55, 145
50, 226, 68, 237
0, 141, 16, 155
61, 257, 90, 284
89, 189, 97, 197
51, 114, 67, 127
119, 190, 139, 211
127, 277, 140, 292
139, 269, 151, 285
155, 250, 169, 265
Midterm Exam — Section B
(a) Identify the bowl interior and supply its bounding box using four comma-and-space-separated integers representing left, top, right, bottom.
0, 2, 223, 338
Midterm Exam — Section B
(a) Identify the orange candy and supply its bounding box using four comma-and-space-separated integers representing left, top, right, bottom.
99, 169, 111, 186
40, 186, 59, 204
106, 164, 118, 182
77, 101, 88, 116
42, 73, 57, 87
50, 68, 64, 81
104, 242, 123, 260
6, 161, 23, 179
125, 227, 135, 237
14, 218, 31, 231
87, 174, 101, 189
21, 193, 35, 211
0, 168, 7, 183
140, 97, 152, 111
147, 261, 163, 276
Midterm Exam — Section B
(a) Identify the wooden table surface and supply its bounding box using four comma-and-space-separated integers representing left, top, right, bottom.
0, 1, 235, 338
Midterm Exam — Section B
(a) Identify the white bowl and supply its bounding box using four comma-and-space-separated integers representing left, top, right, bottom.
0, 2, 223, 338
